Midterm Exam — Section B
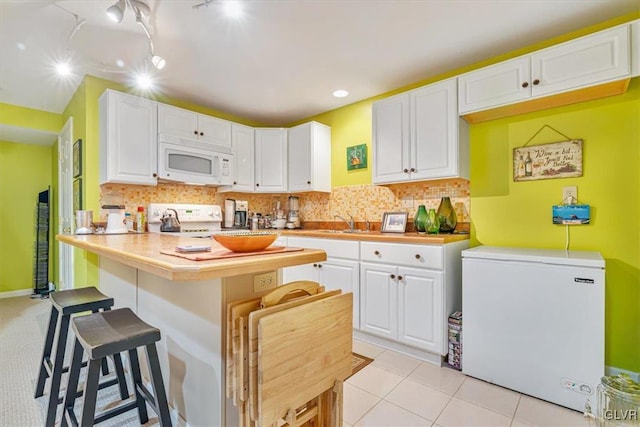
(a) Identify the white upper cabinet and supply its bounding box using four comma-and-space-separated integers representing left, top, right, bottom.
373, 78, 468, 184
459, 25, 631, 114
288, 121, 332, 193
99, 89, 158, 185
225, 123, 255, 192
254, 128, 288, 192
158, 104, 232, 147
632, 20, 640, 77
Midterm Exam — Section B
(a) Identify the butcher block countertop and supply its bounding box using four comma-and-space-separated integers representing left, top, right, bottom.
280, 229, 470, 244
57, 233, 326, 281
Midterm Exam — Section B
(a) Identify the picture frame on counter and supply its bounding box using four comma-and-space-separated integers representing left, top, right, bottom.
73, 139, 82, 178
381, 212, 408, 233
73, 178, 82, 212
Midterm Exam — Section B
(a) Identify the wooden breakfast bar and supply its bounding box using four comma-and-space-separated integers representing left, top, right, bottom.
57, 233, 326, 427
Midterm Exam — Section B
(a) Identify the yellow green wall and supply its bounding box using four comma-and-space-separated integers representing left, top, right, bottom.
0, 141, 53, 293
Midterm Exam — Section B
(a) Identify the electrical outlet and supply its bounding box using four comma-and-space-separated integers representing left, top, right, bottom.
253, 271, 277, 292
562, 186, 577, 205
402, 196, 414, 209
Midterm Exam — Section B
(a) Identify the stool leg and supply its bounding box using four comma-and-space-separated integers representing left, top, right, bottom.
45, 313, 70, 427
93, 307, 110, 376
129, 348, 149, 424
146, 344, 172, 427
112, 352, 130, 400
79, 358, 101, 427
35, 306, 58, 398
60, 339, 84, 427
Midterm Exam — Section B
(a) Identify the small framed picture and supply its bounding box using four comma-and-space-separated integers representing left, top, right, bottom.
346, 144, 367, 170
381, 212, 408, 233
73, 139, 82, 178
73, 178, 82, 212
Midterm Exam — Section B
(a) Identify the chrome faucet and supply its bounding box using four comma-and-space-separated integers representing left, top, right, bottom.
334, 214, 355, 231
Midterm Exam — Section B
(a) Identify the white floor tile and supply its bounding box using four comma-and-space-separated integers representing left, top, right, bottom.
513, 395, 591, 427
454, 377, 521, 418
436, 397, 512, 427
343, 382, 381, 425
372, 350, 422, 378
353, 339, 387, 359
407, 362, 466, 395
385, 378, 452, 422
355, 400, 432, 427
347, 365, 404, 398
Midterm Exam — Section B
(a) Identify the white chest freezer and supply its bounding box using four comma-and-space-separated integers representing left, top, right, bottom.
462, 246, 605, 412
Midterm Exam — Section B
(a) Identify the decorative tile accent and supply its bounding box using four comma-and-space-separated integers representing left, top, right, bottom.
99, 178, 470, 225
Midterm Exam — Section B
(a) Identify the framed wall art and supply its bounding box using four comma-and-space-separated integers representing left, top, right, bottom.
514, 139, 582, 182
73, 139, 82, 178
73, 178, 82, 212
381, 212, 408, 233
346, 144, 367, 170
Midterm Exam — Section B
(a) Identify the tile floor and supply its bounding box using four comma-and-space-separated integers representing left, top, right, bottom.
345, 339, 594, 427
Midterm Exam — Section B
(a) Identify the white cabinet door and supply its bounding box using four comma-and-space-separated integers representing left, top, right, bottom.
397, 267, 443, 353
255, 128, 287, 192
372, 93, 410, 184
531, 25, 630, 97
360, 262, 396, 340
229, 124, 255, 192
458, 57, 531, 114
197, 114, 232, 147
99, 90, 158, 185
411, 79, 463, 180
282, 262, 318, 284
318, 259, 360, 329
158, 104, 199, 139
632, 20, 640, 77
288, 122, 332, 192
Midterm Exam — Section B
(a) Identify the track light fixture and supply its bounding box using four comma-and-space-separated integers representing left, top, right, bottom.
105, 0, 166, 70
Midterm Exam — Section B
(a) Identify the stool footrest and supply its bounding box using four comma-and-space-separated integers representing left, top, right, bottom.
45, 358, 89, 378
94, 399, 138, 424
136, 383, 158, 413
56, 376, 123, 404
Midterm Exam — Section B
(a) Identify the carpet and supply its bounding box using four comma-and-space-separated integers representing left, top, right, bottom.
349, 352, 374, 379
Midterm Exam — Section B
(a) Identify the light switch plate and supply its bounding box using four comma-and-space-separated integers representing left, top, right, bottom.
562, 186, 577, 204
402, 196, 414, 209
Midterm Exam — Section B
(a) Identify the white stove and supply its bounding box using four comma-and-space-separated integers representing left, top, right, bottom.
147, 203, 222, 237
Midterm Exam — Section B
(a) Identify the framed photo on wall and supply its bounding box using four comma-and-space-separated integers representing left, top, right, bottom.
73, 139, 82, 178
381, 212, 408, 233
73, 178, 82, 212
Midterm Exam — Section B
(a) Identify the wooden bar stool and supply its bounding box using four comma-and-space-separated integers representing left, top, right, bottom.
61, 307, 172, 427
35, 287, 129, 427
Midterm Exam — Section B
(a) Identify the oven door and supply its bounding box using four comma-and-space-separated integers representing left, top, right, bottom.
159, 142, 228, 185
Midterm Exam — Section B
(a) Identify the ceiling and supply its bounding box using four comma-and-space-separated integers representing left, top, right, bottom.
1, 0, 638, 139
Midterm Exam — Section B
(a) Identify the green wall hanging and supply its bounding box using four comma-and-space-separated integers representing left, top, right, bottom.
346, 144, 367, 170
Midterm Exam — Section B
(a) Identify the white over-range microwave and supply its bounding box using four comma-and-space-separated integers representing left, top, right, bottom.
158, 134, 234, 185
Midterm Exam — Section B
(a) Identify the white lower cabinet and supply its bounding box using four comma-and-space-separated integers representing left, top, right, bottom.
282, 237, 360, 329
360, 263, 443, 354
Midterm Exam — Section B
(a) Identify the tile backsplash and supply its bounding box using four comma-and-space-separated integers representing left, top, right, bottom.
100, 178, 470, 224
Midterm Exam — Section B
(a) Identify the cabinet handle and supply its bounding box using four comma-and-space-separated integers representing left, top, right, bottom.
522, 82, 529, 88
152, 173, 158, 178
194, 130, 198, 135
415, 254, 421, 259
403, 168, 409, 173
533, 79, 540, 85
374, 250, 380, 256
317, 264, 322, 268
307, 181, 311, 184
410, 167, 416, 172
200, 132, 204, 136
390, 274, 396, 279
256, 183, 260, 187
233, 181, 237, 185
398, 275, 403, 281
313, 263, 317, 267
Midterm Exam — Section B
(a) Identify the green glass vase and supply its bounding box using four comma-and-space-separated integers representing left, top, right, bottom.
437, 196, 457, 233
414, 205, 427, 234
425, 208, 440, 234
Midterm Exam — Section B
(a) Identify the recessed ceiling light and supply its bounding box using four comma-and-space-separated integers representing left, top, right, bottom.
135, 73, 153, 89
16, 42, 26, 51
116, 59, 125, 68
333, 89, 349, 98
55, 61, 72, 77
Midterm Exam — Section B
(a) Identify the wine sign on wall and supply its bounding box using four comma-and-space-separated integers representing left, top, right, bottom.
513, 139, 583, 182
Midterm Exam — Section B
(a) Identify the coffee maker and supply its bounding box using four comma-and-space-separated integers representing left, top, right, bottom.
224, 199, 249, 229
287, 195, 301, 228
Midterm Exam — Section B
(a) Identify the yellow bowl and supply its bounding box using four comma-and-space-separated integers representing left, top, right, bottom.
213, 231, 279, 253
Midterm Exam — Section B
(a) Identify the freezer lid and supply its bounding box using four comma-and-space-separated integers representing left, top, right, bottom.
462, 246, 605, 268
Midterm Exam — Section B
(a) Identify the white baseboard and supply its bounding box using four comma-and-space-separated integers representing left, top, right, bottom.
606, 365, 640, 383
0, 289, 34, 299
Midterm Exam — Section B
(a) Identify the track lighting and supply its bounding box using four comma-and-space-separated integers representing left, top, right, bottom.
105, 0, 167, 70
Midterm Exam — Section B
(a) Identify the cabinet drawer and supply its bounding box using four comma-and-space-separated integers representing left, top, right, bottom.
287, 237, 359, 259
361, 241, 443, 270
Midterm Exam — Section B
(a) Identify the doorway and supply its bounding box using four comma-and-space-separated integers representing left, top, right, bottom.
58, 118, 74, 290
